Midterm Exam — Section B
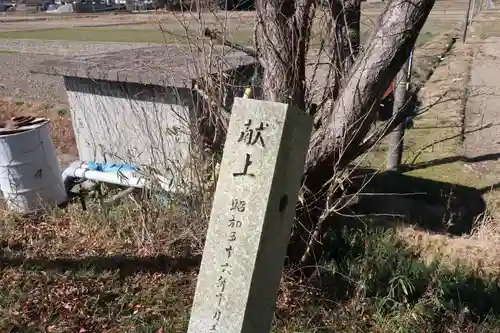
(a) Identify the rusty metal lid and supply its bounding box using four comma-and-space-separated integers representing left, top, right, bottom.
0, 116, 48, 135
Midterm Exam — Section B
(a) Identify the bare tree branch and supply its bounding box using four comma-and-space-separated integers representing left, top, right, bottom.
203, 27, 261, 60
305, 0, 437, 177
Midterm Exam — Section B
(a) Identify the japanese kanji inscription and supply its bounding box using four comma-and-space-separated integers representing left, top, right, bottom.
187, 98, 312, 333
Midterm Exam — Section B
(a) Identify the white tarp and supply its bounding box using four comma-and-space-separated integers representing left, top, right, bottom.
46, 3, 74, 13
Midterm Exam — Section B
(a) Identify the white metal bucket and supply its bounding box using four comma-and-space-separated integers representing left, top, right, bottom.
0, 119, 67, 213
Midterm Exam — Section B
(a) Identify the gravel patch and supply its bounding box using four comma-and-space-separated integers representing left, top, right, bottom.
0, 40, 161, 103
0, 52, 66, 103
0, 39, 159, 56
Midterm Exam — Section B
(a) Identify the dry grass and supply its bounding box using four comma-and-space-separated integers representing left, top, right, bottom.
0, 95, 213, 332
6, 206, 497, 333
398, 214, 500, 277
0, 188, 208, 332
0, 268, 195, 332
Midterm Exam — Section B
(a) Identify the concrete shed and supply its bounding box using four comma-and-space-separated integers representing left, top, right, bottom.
31, 45, 260, 187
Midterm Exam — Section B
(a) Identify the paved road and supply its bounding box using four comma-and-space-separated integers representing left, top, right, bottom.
465, 36, 500, 176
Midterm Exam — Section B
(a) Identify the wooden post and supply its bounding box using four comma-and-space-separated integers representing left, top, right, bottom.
462, 0, 474, 43
470, 0, 477, 21
387, 56, 411, 171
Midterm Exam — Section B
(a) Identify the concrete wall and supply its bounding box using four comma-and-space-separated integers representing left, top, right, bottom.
64, 76, 195, 182
63, 62, 260, 187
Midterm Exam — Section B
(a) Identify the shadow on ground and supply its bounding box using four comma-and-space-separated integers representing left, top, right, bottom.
0, 254, 201, 279
346, 166, 488, 235
400, 152, 500, 174
316, 226, 500, 325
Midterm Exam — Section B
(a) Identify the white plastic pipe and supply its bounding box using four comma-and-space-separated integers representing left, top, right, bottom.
62, 161, 147, 190
62, 161, 176, 192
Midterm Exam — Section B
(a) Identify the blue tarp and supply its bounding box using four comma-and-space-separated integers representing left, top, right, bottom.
86, 162, 138, 173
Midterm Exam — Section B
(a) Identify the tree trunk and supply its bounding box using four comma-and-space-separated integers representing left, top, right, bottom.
387, 56, 411, 170
286, 0, 362, 269
326, 0, 361, 100
305, 0, 436, 176
290, 0, 437, 269
236, 0, 437, 272
254, 0, 316, 110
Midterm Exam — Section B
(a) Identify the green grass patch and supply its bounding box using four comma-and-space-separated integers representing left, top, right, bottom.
0, 23, 444, 47
54, 108, 68, 116
0, 27, 254, 44
310, 227, 500, 333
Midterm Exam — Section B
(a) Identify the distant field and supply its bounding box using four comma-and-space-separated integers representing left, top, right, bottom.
0, 20, 455, 47
0, 0, 466, 45
0, 26, 256, 44
0, 28, 199, 44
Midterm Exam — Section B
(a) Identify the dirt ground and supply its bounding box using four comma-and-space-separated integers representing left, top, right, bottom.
465, 38, 500, 178
0, 3, 498, 332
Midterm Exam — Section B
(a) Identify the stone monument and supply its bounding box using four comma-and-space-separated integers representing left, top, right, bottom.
187, 98, 312, 333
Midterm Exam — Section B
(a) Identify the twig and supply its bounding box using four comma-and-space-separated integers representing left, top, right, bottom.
409, 122, 496, 164
203, 28, 259, 59
103, 187, 140, 207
